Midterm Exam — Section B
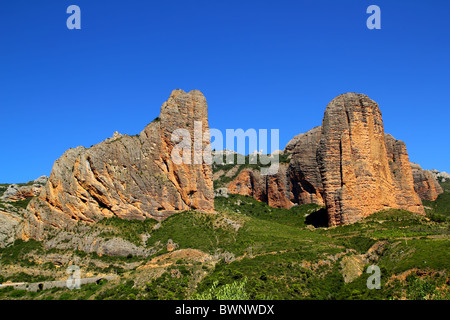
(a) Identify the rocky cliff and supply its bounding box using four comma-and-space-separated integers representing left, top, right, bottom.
226, 126, 324, 208
410, 163, 443, 201
0, 210, 23, 248
430, 169, 450, 183
318, 93, 423, 225
223, 93, 426, 225
24, 89, 214, 240
286, 126, 324, 206
227, 164, 292, 208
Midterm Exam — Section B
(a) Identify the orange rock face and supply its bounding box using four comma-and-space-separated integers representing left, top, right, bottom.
225, 93, 425, 226
317, 93, 424, 225
227, 126, 324, 209
227, 164, 293, 209
24, 90, 214, 240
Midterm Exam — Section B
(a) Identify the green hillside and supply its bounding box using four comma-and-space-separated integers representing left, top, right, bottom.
1, 190, 449, 300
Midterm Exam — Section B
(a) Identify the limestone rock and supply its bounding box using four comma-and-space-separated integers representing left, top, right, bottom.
44, 230, 156, 257
284, 133, 305, 154
0, 176, 48, 201
317, 93, 424, 226
166, 239, 179, 252
214, 187, 229, 198
1, 184, 20, 200
226, 126, 323, 209
410, 163, 443, 201
1, 183, 43, 201
430, 169, 450, 183
0, 210, 23, 248
222, 94, 426, 226
227, 164, 293, 208
34, 176, 49, 185
384, 134, 425, 212
24, 90, 214, 240
287, 126, 324, 206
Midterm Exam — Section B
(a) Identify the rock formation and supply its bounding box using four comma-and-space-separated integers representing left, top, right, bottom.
227, 164, 292, 208
24, 89, 214, 240
1, 184, 41, 201
226, 126, 324, 208
317, 93, 423, 225
224, 93, 425, 226
430, 169, 450, 183
410, 163, 443, 201
286, 126, 324, 206
1, 176, 48, 201
0, 210, 23, 248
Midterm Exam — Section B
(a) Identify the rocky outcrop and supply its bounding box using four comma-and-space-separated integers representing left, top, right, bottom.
284, 133, 305, 154
227, 164, 293, 208
34, 176, 49, 185
410, 163, 443, 201
287, 126, 324, 206
384, 134, 426, 212
317, 93, 424, 225
214, 187, 229, 198
0, 210, 23, 248
44, 229, 158, 257
1, 176, 48, 201
1, 184, 41, 201
24, 90, 214, 240
430, 169, 450, 183
226, 126, 324, 209
224, 93, 426, 225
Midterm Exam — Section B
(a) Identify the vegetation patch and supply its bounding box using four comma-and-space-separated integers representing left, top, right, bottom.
96, 216, 157, 246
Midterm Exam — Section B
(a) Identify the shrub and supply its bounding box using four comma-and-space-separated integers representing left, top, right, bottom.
9, 290, 27, 298
193, 278, 250, 300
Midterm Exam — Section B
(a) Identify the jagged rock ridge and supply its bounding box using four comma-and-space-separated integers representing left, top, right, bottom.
24, 89, 214, 240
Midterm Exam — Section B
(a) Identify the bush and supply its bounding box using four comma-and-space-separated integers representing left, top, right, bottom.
341, 236, 376, 253
9, 290, 27, 298
406, 274, 444, 300
193, 278, 250, 300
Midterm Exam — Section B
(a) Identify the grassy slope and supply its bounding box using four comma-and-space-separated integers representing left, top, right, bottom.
196, 195, 450, 300
0, 192, 449, 300
423, 180, 450, 218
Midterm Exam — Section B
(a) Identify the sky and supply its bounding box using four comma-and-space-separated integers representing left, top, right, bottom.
0, 0, 449, 183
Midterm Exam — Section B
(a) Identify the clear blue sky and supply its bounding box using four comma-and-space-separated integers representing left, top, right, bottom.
0, 0, 449, 183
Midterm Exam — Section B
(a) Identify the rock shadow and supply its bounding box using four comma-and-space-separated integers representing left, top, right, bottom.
305, 208, 328, 228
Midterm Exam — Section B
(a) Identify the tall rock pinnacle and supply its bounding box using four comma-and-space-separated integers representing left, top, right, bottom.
24, 90, 214, 240
317, 93, 424, 225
